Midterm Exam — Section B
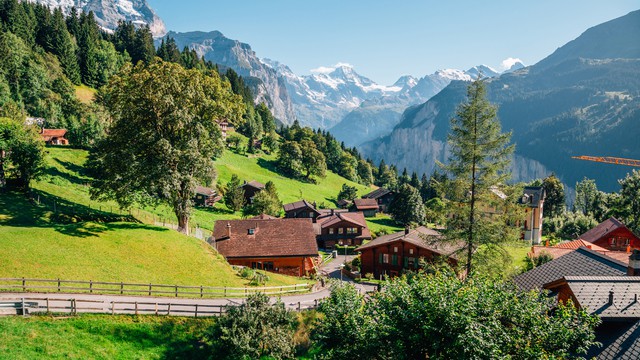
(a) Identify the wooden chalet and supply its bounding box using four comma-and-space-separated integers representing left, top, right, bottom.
40, 128, 69, 145
336, 199, 352, 209
519, 186, 545, 244
217, 120, 229, 140
361, 188, 395, 212
240, 180, 265, 204
351, 198, 379, 217
577, 217, 640, 251
315, 210, 371, 250
193, 185, 220, 207
210, 218, 319, 277
283, 200, 321, 221
357, 226, 462, 279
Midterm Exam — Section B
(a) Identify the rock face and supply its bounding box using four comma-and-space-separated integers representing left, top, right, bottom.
329, 66, 500, 147
165, 31, 297, 125
28, 0, 166, 37
360, 10, 640, 192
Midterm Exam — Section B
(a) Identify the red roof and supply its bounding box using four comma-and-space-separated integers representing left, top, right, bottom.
556, 239, 609, 252
41, 128, 67, 137
194, 185, 216, 196
578, 217, 635, 243
249, 214, 278, 220
211, 218, 318, 258
353, 198, 379, 210
318, 212, 367, 228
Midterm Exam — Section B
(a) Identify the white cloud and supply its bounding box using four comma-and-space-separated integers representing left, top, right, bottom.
310, 62, 353, 74
500, 57, 523, 70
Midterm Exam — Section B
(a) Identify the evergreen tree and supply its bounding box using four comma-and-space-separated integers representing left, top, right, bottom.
224, 174, 246, 212
156, 37, 182, 64
337, 184, 358, 202
410, 172, 420, 188
132, 25, 155, 64
575, 177, 598, 216
49, 8, 80, 84
77, 11, 101, 86
398, 168, 410, 186
255, 102, 276, 134
65, 7, 80, 38
245, 181, 281, 216
388, 184, 426, 227
442, 79, 514, 275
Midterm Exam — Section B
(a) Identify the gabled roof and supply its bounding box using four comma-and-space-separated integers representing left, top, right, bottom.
529, 246, 575, 260
588, 320, 640, 359
357, 226, 462, 260
544, 276, 640, 319
283, 200, 320, 214
249, 214, 278, 220
555, 239, 609, 252
211, 218, 318, 258
240, 180, 265, 190
362, 187, 393, 200
353, 198, 378, 210
519, 186, 545, 207
41, 128, 67, 137
513, 247, 627, 291
318, 212, 367, 228
578, 217, 637, 243
194, 185, 216, 196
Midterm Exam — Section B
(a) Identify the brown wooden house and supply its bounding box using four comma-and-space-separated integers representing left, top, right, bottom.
240, 180, 265, 204
40, 128, 69, 145
357, 226, 461, 279
193, 185, 220, 207
283, 200, 321, 221
361, 188, 395, 213
577, 217, 640, 251
351, 198, 378, 217
210, 218, 319, 277
315, 211, 371, 250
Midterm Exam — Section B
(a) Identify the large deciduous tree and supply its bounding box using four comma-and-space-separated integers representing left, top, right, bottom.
619, 170, 640, 233
89, 59, 243, 233
442, 79, 514, 275
0, 117, 45, 191
542, 174, 566, 217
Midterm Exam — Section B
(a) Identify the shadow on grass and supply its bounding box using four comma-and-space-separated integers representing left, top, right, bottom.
43, 166, 87, 186
195, 205, 234, 215
367, 217, 401, 228
54, 158, 90, 179
256, 158, 318, 184
0, 190, 167, 238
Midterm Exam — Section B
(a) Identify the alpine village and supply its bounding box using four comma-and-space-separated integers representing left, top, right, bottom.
1, 1, 640, 359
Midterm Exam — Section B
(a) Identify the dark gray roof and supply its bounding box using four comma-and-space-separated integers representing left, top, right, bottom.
589, 320, 640, 359
519, 186, 545, 208
357, 226, 463, 260
283, 199, 319, 214
546, 276, 640, 319
362, 188, 393, 200
513, 247, 627, 291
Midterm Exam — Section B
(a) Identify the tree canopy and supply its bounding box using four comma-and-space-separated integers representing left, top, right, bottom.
89, 59, 244, 233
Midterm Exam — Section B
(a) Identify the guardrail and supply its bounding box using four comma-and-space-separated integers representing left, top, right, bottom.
0, 278, 313, 298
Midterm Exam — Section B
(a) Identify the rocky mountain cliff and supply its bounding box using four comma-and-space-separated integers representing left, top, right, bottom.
165, 31, 296, 125
329, 66, 501, 147
28, 0, 166, 37
360, 10, 640, 192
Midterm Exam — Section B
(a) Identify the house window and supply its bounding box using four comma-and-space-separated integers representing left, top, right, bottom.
394, 246, 398, 253
391, 255, 398, 266
338, 240, 343, 246
329, 228, 334, 235
248, 228, 255, 235
347, 227, 357, 234
263, 262, 274, 271
382, 254, 389, 264
409, 249, 414, 255
347, 239, 352, 245
610, 238, 616, 246
338, 228, 344, 234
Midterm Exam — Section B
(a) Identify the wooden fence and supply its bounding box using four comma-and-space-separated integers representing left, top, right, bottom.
0, 297, 227, 317
0, 278, 313, 298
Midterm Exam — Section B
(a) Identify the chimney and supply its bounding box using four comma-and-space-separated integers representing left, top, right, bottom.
628, 250, 640, 276
608, 291, 614, 305
405, 228, 410, 235
330, 209, 334, 216
226, 223, 231, 238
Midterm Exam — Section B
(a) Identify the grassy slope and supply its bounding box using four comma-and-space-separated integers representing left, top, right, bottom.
74, 85, 96, 104
0, 315, 214, 360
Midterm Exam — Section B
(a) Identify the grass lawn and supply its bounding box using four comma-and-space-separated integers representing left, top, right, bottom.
0, 314, 214, 360
74, 85, 96, 104
505, 242, 533, 273
365, 214, 404, 237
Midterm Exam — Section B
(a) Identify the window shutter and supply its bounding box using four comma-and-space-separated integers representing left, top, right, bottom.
403, 257, 408, 268
379, 253, 383, 264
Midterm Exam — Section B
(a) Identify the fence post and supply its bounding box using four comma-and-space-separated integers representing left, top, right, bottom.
46, 298, 50, 313
175, 285, 178, 297
111, 301, 115, 315
120, 282, 124, 295
195, 304, 198, 318
57, 278, 61, 292
155, 303, 158, 315
314, 299, 318, 308
135, 301, 138, 315
21, 298, 25, 317
71, 299, 76, 315
22, 277, 25, 292
148, 283, 152, 296
167, 303, 171, 316
224, 287, 227, 297
200, 286, 203, 298
90, 280, 93, 293
297, 302, 301, 311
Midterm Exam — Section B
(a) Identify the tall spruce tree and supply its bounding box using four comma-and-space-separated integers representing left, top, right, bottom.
442, 79, 514, 275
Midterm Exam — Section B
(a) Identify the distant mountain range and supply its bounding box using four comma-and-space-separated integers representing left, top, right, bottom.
29, 0, 166, 37
360, 9, 640, 192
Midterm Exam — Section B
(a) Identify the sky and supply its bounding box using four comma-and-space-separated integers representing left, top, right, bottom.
147, 0, 639, 85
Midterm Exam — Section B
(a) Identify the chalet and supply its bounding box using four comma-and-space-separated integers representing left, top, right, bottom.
357, 227, 462, 279
210, 218, 319, 277
315, 211, 371, 250
361, 188, 395, 213
193, 185, 220, 207
40, 128, 69, 145
351, 198, 379, 217
217, 120, 229, 140
240, 180, 265, 204
577, 217, 640, 251
283, 200, 321, 221
336, 199, 352, 209
519, 186, 545, 244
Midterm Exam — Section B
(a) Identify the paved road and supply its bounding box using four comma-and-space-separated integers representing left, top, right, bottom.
0, 256, 376, 316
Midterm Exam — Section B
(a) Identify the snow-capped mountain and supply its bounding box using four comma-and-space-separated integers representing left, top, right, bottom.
28, 0, 166, 37
328, 65, 505, 147
263, 60, 404, 129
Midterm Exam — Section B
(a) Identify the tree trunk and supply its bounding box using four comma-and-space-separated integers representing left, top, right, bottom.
174, 183, 191, 235
0, 151, 5, 190
177, 212, 189, 235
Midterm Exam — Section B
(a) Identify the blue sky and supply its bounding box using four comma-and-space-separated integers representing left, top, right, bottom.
148, 0, 639, 85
